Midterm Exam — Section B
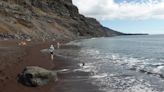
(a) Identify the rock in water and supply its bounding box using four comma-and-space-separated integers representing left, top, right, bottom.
18, 66, 58, 87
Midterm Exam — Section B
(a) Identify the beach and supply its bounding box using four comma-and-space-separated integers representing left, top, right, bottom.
1, 35, 164, 92
0, 40, 102, 92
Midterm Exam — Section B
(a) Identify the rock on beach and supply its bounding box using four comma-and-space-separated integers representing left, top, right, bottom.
18, 66, 58, 87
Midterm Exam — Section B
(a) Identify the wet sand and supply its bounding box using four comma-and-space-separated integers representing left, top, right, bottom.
0, 40, 102, 92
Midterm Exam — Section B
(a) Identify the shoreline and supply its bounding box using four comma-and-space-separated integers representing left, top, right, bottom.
0, 40, 103, 92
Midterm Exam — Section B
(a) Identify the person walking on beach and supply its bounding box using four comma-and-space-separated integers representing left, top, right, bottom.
49, 45, 55, 60
57, 42, 60, 49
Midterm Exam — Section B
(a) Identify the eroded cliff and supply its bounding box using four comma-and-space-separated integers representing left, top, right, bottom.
0, 0, 123, 40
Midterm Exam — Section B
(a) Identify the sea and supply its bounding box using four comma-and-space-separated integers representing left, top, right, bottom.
56, 35, 164, 92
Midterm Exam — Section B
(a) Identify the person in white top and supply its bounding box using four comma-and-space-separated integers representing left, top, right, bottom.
49, 45, 55, 60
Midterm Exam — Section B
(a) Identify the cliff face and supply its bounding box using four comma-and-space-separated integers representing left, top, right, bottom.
0, 0, 123, 40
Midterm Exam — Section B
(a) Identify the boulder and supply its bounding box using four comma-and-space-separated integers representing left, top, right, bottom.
18, 66, 58, 87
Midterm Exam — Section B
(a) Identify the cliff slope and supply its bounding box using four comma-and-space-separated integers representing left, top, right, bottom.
0, 0, 123, 40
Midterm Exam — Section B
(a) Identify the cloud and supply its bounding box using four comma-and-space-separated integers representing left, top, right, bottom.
72, 0, 164, 20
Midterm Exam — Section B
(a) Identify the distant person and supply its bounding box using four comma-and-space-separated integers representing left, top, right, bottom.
82, 62, 85, 66
42, 38, 45, 42
18, 41, 27, 46
49, 45, 55, 60
57, 42, 60, 49
79, 62, 85, 67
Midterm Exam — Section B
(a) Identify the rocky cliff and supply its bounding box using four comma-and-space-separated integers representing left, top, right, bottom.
0, 0, 123, 40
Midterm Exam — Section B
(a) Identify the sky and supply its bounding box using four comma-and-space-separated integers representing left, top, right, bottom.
72, 0, 164, 34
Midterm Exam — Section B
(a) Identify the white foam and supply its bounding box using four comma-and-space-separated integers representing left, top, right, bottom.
91, 38, 96, 39
91, 73, 108, 78
108, 54, 164, 77
65, 41, 81, 46
78, 63, 85, 67
74, 63, 96, 73
152, 66, 164, 74
150, 63, 164, 66
57, 69, 71, 73
80, 49, 100, 56
124, 84, 158, 92
73, 68, 92, 72
58, 69, 70, 72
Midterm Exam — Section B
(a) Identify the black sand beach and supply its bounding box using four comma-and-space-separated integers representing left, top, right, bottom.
0, 40, 103, 92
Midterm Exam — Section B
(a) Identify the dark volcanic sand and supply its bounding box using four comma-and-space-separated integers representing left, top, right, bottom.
0, 40, 102, 92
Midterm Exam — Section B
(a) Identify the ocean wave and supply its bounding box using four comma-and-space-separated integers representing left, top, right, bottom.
101, 54, 164, 79
74, 49, 164, 91
65, 40, 81, 46
79, 48, 100, 56
91, 73, 108, 78
73, 63, 96, 73
124, 84, 158, 92
57, 69, 70, 72
91, 73, 159, 92
43, 43, 164, 92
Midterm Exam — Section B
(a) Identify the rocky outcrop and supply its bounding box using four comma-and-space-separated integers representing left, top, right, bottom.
0, 0, 124, 40
18, 66, 57, 87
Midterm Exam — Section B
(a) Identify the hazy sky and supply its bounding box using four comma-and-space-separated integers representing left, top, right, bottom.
72, 0, 164, 34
